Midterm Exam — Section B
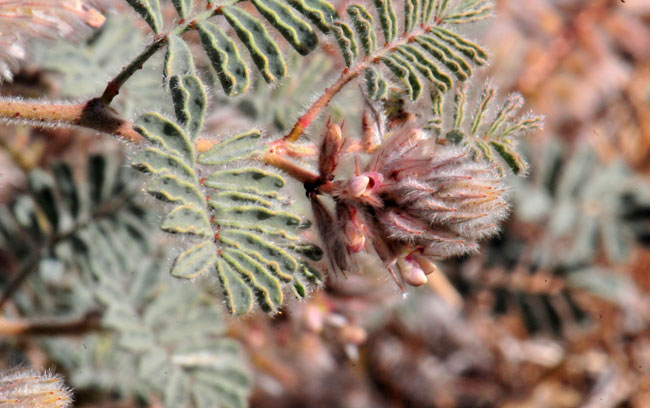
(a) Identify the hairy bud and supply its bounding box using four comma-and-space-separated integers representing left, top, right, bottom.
0, 368, 73, 407
319, 122, 344, 177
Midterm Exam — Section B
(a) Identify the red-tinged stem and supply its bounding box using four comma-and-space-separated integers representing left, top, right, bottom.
284, 25, 434, 143
0, 98, 330, 191
261, 151, 335, 194
0, 98, 143, 144
284, 68, 361, 143
261, 151, 320, 185
98, 4, 224, 105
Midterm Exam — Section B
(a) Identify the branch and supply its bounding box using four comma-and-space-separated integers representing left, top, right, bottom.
0, 98, 142, 143
0, 311, 102, 337
98, 3, 225, 105
284, 24, 437, 143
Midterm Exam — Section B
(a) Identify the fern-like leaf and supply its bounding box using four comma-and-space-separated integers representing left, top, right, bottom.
426, 82, 543, 175
125, 0, 163, 33
326, 0, 491, 100
132, 74, 322, 315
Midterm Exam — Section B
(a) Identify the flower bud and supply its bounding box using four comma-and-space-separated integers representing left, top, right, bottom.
346, 175, 370, 197
397, 257, 428, 287
0, 368, 72, 407
319, 122, 344, 177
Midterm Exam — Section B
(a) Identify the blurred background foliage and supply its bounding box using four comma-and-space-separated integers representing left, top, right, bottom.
1, 0, 650, 407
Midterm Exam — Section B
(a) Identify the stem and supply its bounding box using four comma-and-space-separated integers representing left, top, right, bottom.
98, 4, 224, 105
0, 311, 102, 337
261, 151, 320, 186
0, 98, 142, 143
99, 39, 168, 105
284, 26, 433, 143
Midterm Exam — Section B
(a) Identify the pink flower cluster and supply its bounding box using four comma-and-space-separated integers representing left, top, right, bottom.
313, 122, 509, 290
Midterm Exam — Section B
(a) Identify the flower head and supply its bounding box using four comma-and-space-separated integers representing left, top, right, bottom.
330, 123, 509, 289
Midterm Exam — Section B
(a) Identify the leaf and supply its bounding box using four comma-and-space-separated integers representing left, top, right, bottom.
171, 0, 192, 19
382, 54, 422, 100
331, 22, 358, 67
52, 162, 80, 218
216, 258, 254, 316
396, 45, 452, 91
374, 0, 398, 43
251, 0, 319, 56
171, 241, 218, 279
134, 113, 195, 166
196, 21, 250, 96
404, 0, 418, 34
287, 0, 339, 33
162, 205, 212, 237
132, 147, 197, 184
147, 174, 205, 207
139, 346, 169, 379
348, 5, 377, 56
414, 35, 469, 81
169, 75, 207, 141
364, 68, 388, 100
125, 0, 163, 33
210, 204, 301, 235
222, 6, 286, 83
443, 1, 492, 24
222, 248, 283, 312
197, 130, 262, 165
219, 229, 297, 282
428, 82, 542, 175
164, 35, 196, 82
204, 167, 285, 194
164, 368, 190, 407
28, 169, 60, 233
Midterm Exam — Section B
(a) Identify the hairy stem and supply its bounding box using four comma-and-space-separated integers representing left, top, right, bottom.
284, 26, 435, 143
99, 4, 225, 105
0, 98, 143, 143
99, 39, 168, 105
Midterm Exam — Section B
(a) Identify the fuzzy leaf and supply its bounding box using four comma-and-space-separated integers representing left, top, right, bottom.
132, 147, 197, 184
204, 167, 285, 194
164, 35, 196, 82
171, 0, 192, 19
216, 258, 254, 316
382, 54, 422, 100
171, 241, 218, 279
196, 21, 250, 96
162, 205, 212, 237
348, 5, 377, 56
210, 204, 301, 235
251, 0, 319, 56
331, 22, 358, 67
364, 68, 388, 100
222, 6, 286, 83
197, 130, 262, 165
147, 174, 205, 207
170, 75, 207, 141
219, 229, 297, 282
374, 0, 398, 43
287, 0, 339, 33
125, 0, 163, 33
222, 248, 283, 312
134, 113, 195, 166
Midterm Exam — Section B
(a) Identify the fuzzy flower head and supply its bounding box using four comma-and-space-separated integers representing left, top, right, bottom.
328, 123, 509, 289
